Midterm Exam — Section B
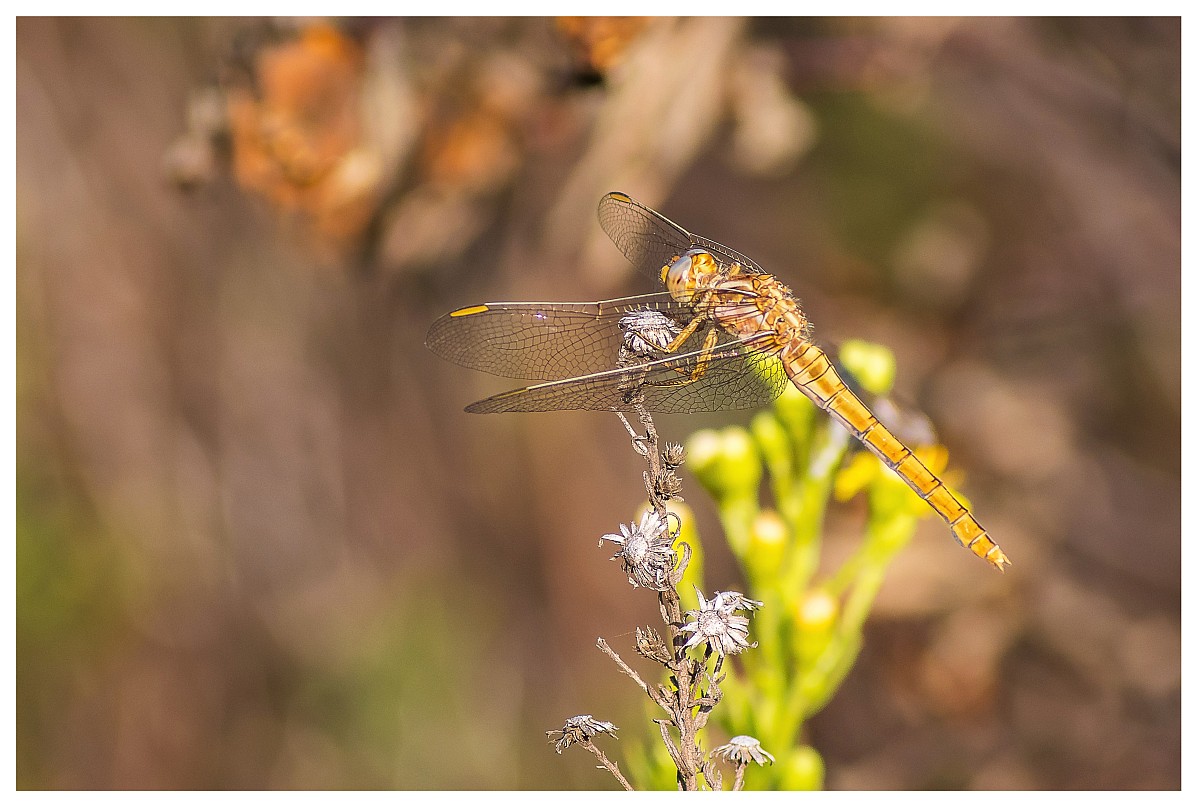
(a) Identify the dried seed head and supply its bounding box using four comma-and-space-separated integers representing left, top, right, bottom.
680, 588, 758, 657
546, 715, 619, 754
634, 626, 672, 665
599, 510, 676, 590
712, 735, 775, 767
710, 590, 764, 614
653, 468, 684, 500
662, 441, 686, 468
617, 309, 682, 364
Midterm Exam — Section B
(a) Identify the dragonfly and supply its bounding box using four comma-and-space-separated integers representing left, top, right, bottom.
427, 192, 1009, 571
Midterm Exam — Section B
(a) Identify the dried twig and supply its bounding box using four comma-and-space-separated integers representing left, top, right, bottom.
555, 403, 769, 790
596, 637, 670, 712
581, 740, 634, 791
612, 404, 712, 789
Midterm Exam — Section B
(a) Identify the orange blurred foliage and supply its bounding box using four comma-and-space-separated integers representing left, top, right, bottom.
556, 16, 652, 73
226, 23, 379, 246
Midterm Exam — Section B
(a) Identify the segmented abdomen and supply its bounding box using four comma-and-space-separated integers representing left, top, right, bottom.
781, 341, 1010, 571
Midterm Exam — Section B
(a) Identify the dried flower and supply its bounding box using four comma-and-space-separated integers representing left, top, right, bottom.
680, 588, 758, 657
599, 510, 676, 590
634, 625, 672, 665
653, 467, 684, 500
617, 309, 682, 365
712, 735, 775, 767
710, 590, 764, 615
662, 441, 686, 468
546, 715, 619, 754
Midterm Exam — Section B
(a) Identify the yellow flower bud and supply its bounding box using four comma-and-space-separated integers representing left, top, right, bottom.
839, 339, 896, 397
778, 745, 824, 790
685, 426, 761, 501
743, 509, 788, 582
834, 451, 879, 502
795, 588, 839, 635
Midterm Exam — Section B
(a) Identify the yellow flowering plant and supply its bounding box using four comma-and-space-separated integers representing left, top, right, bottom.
624, 340, 967, 790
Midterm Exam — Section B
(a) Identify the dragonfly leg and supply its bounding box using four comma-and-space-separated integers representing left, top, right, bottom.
657, 290, 718, 353
644, 314, 702, 353
661, 325, 714, 385
681, 326, 720, 382
644, 325, 723, 391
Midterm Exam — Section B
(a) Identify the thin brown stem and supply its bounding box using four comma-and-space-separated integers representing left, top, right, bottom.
581, 741, 634, 791
597, 637, 671, 712
618, 404, 712, 790
656, 720, 683, 773
732, 762, 747, 791
635, 406, 670, 516
655, 564, 706, 789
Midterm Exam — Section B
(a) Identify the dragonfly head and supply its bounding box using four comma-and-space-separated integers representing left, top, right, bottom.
662, 249, 718, 301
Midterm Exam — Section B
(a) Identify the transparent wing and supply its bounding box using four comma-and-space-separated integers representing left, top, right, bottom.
464, 334, 788, 414
426, 292, 757, 381
597, 191, 766, 277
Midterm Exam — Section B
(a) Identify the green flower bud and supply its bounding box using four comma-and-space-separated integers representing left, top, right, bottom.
750, 411, 792, 487
778, 745, 825, 790
789, 586, 839, 668
795, 588, 838, 635
685, 426, 761, 502
839, 339, 896, 397
719, 427, 761, 491
773, 381, 816, 447
743, 509, 788, 585
686, 428, 723, 476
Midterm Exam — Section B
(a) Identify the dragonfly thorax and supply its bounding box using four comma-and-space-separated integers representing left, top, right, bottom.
663, 248, 721, 303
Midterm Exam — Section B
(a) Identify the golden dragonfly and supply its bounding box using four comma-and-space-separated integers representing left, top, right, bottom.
427, 192, 1009, 571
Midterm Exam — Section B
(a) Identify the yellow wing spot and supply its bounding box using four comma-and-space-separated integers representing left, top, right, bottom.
450, 304, 490, 317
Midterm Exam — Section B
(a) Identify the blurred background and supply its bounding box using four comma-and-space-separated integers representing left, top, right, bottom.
15, 17, 1179, 789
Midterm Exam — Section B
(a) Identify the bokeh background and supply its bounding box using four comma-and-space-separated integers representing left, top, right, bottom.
16, 17, 1179, 789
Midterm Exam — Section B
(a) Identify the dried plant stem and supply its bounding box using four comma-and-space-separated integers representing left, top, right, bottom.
659, 588, 701, 789
596, 638, 667, 710
581, 741, 634, 790
732, 762, 747, 791
611, 405, 720, 790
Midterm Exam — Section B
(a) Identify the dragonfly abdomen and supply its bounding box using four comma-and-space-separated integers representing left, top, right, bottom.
781, 341, 1010, 571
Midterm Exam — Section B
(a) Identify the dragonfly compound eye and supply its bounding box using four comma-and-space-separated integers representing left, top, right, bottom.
665, 249, 719, 299
662, 254, 687, 284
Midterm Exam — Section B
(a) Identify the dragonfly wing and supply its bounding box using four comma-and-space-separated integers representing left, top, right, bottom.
598, 192, 695, 278
426, 292, 693, 380
428, 292, 761, 382
598, 191, 766, 276
464, 334, 789, 414
691, 233, 766, 275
